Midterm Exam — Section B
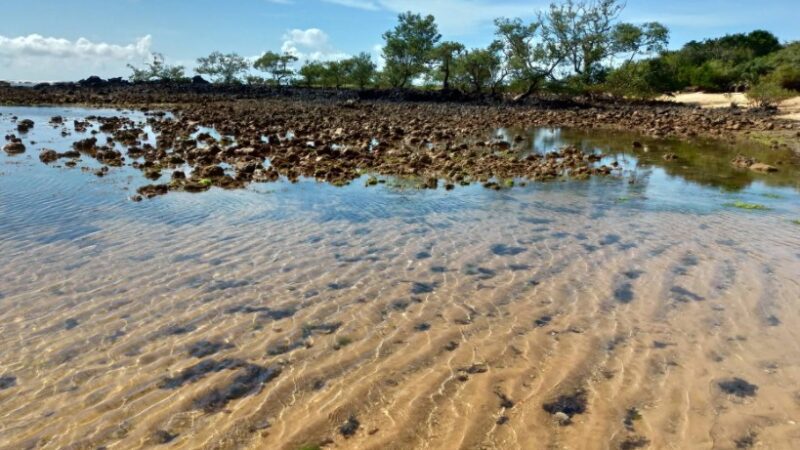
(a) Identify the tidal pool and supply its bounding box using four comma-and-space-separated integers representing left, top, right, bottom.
1, 106, 800, 449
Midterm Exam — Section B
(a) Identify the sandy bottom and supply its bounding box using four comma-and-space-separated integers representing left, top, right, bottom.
661, 92, 800, 121
1, 187, 799, 449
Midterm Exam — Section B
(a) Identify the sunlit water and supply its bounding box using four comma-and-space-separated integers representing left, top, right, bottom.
1, 106, 800, 449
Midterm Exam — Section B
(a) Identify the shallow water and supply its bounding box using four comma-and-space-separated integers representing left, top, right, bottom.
1, 106, 800, 449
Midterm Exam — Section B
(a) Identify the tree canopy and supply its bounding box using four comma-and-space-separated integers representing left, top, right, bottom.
382, 12, 441, 88
196, 52, 250, 84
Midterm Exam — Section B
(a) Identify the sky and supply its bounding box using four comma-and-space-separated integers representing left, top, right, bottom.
1, 0, 798, 82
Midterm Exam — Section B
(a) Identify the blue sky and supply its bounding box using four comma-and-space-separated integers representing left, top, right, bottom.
1, 0, 798, 81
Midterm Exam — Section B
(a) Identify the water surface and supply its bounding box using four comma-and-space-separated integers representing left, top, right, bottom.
1, 106, 800, 449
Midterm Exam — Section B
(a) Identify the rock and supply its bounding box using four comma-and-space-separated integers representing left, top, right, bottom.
749, 163, 777, 173
553, 411, 571, 426
662, 152, 678, 161
731, 154, 756, 168
137, 184, 169, 199
195, 165, 225, 178
3, 140, 26, 154
0, 374, 16, 390
16, 119, 34, 133
339, 416, 360, 437
39, 149, 58, 163
718, 378, 758, 397
191, 75, 209, 85
79, 75, 106, 87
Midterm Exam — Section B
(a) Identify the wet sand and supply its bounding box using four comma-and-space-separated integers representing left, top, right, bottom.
2, 107, 800, 449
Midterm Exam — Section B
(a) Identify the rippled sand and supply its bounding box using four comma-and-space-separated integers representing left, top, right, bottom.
2, 107, 800, 449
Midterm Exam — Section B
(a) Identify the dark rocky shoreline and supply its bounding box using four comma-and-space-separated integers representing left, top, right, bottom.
2, 81, 798, 199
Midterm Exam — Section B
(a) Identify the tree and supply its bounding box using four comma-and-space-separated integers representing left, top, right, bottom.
347, 52, 377, 89
382, 12, 441, 88
455, 42, 507, 94
127, 53, 186, 82
195, 52, 250, 84
321, 60, 351, 88
612, 22, 670, 63
254, 51, 299, 86
540, 0, 624, 83
298, 61, 327, 87
495, 17, 564, 99
432, 41, 465, 90
497, 0, 668, 99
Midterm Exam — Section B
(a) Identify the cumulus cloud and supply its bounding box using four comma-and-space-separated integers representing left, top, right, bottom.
0, 34, 151, 60
280, 28, 349, 62
0, 34, 153, 81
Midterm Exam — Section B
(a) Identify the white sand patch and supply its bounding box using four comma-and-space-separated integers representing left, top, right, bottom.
660, 92, 800, 121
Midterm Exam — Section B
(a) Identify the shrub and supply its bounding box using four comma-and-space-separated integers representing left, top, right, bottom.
747, 78, 795, 108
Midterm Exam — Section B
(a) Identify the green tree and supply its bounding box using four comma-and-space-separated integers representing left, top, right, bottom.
128, 53, 186, 82
454, 42, 507, 94
347, 52, 377, 89
298, 61, 327, 87
612, 22, 670, 63
494, 17, 563, 99
431, 41, 465, 90
254, 51, 299, 86
321, 60, 351, 88
540, 0, 624, 83
382, 12, 441, 88
195, 52, 250, 84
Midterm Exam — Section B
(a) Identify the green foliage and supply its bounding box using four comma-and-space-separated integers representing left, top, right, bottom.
297, 61, 326, 87
612, 22, 669, 62
494, 0, 669, 97
128, 53, 186, 82
382, 12, 441, 87
454, 43, 506, 94
254, 51, 298, 86
747, 78, 795, 108
196, 52, 250, 84
296, 53, 376, 89
348, 52, 377, 89
634, 30, 787, 93
431, 41, 465, 89
542, 0, 625, 83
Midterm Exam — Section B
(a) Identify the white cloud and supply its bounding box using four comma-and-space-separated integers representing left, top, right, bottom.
0, 34, 153, 81
280, 28, 349, 62
0, 34, 151, 60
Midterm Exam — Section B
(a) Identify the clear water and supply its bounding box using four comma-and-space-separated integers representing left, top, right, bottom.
1, 106, 799, 449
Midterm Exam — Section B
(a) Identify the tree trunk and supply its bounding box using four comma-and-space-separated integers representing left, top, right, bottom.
512, 81, 539, 103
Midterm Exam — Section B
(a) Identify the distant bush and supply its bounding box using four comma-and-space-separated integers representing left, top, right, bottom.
605, 59, 681, 99
747, 78, 795, 108
128, 53, 186, 83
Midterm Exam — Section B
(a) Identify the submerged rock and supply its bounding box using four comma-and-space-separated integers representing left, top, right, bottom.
339, 416, 360, 438
3, 140, 25, 154
0, 374, 16, 390
543, 390, 587, 421
39, 149, 58, 163
749, 163, 777, 173
718, 377, 758, 397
